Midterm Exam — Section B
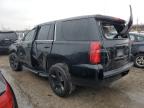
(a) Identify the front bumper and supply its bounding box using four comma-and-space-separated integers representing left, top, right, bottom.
0, 46, 9, 52
71, 62, 133, 86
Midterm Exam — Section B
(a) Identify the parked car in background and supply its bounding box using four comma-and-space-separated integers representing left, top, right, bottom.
129, 32, 144, 68
0, 31, 17, 53
0, 71, 18, 108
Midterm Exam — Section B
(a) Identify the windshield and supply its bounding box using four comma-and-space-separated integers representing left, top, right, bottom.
100, 21, 128, 39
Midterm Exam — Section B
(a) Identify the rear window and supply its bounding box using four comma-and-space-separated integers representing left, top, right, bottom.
100, 21, 128, 40
61, 18, 99, 41
0, 32, 17, 41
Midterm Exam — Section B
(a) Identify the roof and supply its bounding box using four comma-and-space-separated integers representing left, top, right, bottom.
39, 14, 126, 26
0, 31, 15, 33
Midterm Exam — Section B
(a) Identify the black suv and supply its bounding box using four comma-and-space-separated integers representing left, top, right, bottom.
0, 31, 17, 52
9, 13, 133, 97
129, 32, 144, 68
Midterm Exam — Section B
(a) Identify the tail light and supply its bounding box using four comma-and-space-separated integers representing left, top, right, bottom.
0, 72, 14, 108
90, 41, 101, 64
0, 84, 13, 108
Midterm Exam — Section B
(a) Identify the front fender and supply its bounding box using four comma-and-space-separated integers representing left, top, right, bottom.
138, 46, 144, 53
9, 44, 17, 54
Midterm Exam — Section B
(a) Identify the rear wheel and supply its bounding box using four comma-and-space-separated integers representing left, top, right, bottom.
9, 53, 22, 71
48, 63, 75, 97
134, 54, 144, 68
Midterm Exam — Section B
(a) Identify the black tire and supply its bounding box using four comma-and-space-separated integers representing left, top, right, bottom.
134, 54, 144, 68
48, 63, 75, 97
9, 53, 22, 71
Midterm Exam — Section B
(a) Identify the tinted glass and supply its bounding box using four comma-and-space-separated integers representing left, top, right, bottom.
130, 34, 135, 41
0, 32, 17, 41
37, 25, 51, 40
61, 18, 99, 41
24, 29, 35, 41
137, 36, 144, 41
49, 24, 54, 40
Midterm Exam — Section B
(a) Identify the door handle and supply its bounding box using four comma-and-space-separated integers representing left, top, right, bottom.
44, 46, 50, 48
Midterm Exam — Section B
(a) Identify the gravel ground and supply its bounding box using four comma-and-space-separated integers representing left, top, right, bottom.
0, 55, 144, 108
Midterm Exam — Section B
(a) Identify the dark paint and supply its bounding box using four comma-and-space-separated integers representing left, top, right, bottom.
0, 31, 17, 52
9, 15, 133, 86
130, 33, 144, 56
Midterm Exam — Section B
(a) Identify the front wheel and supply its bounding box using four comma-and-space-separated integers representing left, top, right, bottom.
9, 53, 22, 71
134, 54, 144, 68
48, 63, 75, 97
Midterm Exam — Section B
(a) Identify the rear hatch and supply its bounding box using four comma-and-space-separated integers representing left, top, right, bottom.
100, 21, 130, 71
0, 32, 17, 46
96, 6, 133, 71
97, 20, 132, 71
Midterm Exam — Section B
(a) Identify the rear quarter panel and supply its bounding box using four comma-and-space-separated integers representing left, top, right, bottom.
51, 41, 90, 65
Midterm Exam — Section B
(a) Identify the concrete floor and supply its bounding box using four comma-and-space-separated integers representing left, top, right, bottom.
0, 55, 144, 108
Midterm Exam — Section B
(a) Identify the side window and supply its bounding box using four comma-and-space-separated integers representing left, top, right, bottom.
49, 24, 55, 40
37, 24, 54, 40
130, 35, 135, 41
137, 36, 144, 41
61, 18, 99, 41
23, 29, 35, 41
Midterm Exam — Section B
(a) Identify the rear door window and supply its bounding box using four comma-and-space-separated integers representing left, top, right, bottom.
61, 18, 99, 41
37, 24, 54, 40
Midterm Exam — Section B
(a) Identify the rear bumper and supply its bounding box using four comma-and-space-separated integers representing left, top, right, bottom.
71, 62, 133, 86
103, 62, 133, 79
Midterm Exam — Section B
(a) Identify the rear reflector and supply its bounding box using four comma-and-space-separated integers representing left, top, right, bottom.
90, 41, 101, 64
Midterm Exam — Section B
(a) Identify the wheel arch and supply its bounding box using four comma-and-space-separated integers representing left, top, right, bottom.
45, 54, 72, 72
134, 52, 144, 56
9, 49, 17, 54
